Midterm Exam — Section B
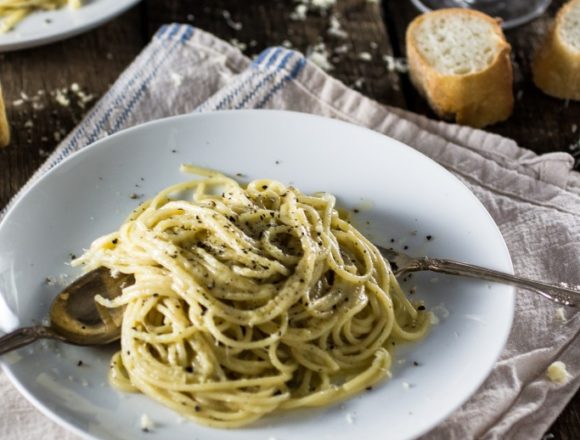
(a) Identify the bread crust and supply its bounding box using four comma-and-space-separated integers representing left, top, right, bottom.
0, 82, 9, 148
533, 0, 580, 100
406, 9, 514, 128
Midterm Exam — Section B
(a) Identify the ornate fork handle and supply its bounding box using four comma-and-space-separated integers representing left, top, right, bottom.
0, 326, 64, 356
405, 257, 579, 307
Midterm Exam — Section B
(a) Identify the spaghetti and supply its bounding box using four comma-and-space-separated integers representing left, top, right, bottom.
74, 165, 430, 428
0, 0, 81, 33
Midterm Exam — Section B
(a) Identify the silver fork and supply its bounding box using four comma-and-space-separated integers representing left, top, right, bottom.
377, 246, 580, 307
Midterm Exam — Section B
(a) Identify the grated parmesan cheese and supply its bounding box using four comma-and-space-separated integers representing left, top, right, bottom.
345, 412, 355, 424
429, 312, 439, 326
358, 51, 372, 61
328, 14, 348, 39
311, 0, 336, 8
290, 4, 308, 20
554, 307, 567, 323
170, 72, 184, 87
307, 43, 334, 71
431, 303, 450, 319
291, 0, 336, 21
139, 413, 155, 432
45, 273, 70, 287
54, 90, 70, 107
229, 38, 247, 51
383, 55, 409, 73
546, 361, 569, 384
222, 10, 243, 31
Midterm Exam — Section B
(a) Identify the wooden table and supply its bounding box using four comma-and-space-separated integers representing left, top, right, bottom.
0, 0, 578, 438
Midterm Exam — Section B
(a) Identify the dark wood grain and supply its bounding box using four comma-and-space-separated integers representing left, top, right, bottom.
144, 0, 407, 107
0, 5, 145, 208
548, 387, 580, 440
0, 0, 578, 438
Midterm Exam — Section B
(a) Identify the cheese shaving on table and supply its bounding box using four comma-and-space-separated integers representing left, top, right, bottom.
546, 361, 570, 384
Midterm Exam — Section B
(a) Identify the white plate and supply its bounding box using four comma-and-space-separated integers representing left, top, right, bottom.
0, 110, 514, 440
0, 0, 140, 52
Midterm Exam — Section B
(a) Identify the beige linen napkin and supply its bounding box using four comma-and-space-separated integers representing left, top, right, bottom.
1, 25, 579, 440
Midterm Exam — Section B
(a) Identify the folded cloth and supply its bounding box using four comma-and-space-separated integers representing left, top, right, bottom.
1, 25, 579, 440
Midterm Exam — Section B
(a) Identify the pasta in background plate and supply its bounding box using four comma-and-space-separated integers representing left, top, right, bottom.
0, 0, 82, 33
73, 165, 430, 428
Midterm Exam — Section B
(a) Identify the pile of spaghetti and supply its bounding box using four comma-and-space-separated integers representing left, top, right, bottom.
0, 0, 81, 33
74, 165, 430, 428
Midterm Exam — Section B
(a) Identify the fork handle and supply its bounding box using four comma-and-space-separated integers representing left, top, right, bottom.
414, 257, 579, 307
0, 326, 59, 356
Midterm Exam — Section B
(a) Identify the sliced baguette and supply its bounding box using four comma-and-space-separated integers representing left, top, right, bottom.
533, 0, 580, 100
0, 82, 9, 147
406, 9, 513, 128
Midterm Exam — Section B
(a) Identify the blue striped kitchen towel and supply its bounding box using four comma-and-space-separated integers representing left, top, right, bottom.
2, 24, 579, 440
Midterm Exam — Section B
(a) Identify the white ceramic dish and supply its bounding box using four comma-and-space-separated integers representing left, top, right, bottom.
0, 110, 514, 440
0, 0, 140, 52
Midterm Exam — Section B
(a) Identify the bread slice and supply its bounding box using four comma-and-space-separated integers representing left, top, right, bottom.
406, 9, 513, 128
533, 0, 580, 100
0, 82, 9, 147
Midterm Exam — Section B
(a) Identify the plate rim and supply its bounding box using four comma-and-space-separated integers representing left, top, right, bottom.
0, 0, 142, 52
0, 109, 515, 440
